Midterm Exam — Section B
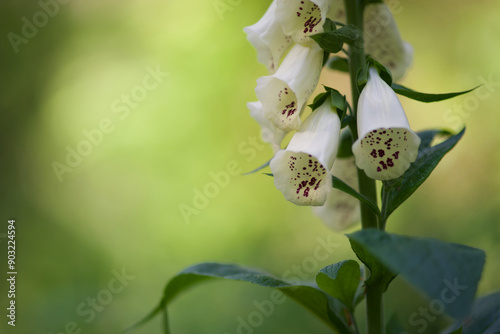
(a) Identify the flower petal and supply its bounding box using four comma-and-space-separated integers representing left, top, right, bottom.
244, 1, 294, 73
364, 3, 413, 81
276, 0, 332, 45
312, 157, 360, 231
248, 101, 286, 152
255, 43, 323, 132
352, 68, 420, 180
270, 100, 341, 206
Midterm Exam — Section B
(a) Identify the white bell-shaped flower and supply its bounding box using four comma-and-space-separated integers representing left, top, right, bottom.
352, 68, 420, 180
313, 156, 360, 231
255, 43, 323, 132
247, 101, 286, 153
243, 1, 293, 74
364, 3, 413, 81
270, 100, 341, 206
275, 0, 333, 45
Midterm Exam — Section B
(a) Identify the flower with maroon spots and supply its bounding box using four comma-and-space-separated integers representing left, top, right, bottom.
276, 0, 332, 46
364, 3, 413, 81
352, 67, 421, 180
270, 100, 341, 206
247, 101, 286, 153
244, 1, 294, 74
255, 43, 323, 132
313, 156, 360, 230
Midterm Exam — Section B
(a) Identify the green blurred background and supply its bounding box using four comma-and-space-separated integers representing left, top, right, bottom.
1, 0, 499, 333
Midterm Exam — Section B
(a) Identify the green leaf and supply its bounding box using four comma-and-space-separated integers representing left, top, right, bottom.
447, 292, 500, 333
322, 50, 330, 67
242, 159, 271, 175
316, 260, 362, 312
308, 91, 329, 111
357, 57, 392, 91
332, 176, 381, 218
448, 328, 463, 334
330, 88, 347, 112
367, 57, 393, 86
381, 128, 465, 221
323, 18, 337, 32
348, 233, 396, 291
327, 56, 349, 73
125, 263, 353, 334
340, 115, 354, 128
311, 24, 361, 53
391, 83, 478, 103
347, 230, 485, 319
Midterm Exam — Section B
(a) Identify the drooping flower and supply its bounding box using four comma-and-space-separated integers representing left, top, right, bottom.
364, 3, 413, 81
313, 156, 360, 231
255, 43, 323, 132
275, 0, 333, 46
243, 1, 294, 74
352, 67, 420, 180
247, 101, 286, 153
270, 100, 341, 206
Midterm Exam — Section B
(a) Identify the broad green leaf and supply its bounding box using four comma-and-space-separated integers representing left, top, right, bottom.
448, 328, 463, 334
446, 292, 500, 333
125, 263, 353, 334
332, 176, 381, 218
347, 230, 485, 319
316, 260, 362, 312
381, 128, 465, 221
320, 20, 336, 66
311, 24, 361, 54
391, 83, 478, 103
348, 233, 396, 291
327, 56, 349, 73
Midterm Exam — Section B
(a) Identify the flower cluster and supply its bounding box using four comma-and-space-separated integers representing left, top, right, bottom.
244, 1, 418, 230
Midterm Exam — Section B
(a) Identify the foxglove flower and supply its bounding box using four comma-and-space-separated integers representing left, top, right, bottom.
247, 101, 286, 152
244, 1, 293, 73
255, 43, 323, 132
276, 0, 332, 45
270, 100, 341, 206
352, 68, 420, 180
313, 157, 360, 231
364, 3, 413, 81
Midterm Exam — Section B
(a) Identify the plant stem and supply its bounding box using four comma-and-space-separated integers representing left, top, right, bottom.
365, 283, 384, 334
344, 0, 384, 333
344, 0, 378, 231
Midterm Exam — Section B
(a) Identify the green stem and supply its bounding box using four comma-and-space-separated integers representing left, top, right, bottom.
365, 283, 384, 334
344, 0, 384, 333
344, 0, 378, 231
380, 187, 389, 231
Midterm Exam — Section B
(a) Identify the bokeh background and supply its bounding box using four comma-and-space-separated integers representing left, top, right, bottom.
1, 0, 499, 333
